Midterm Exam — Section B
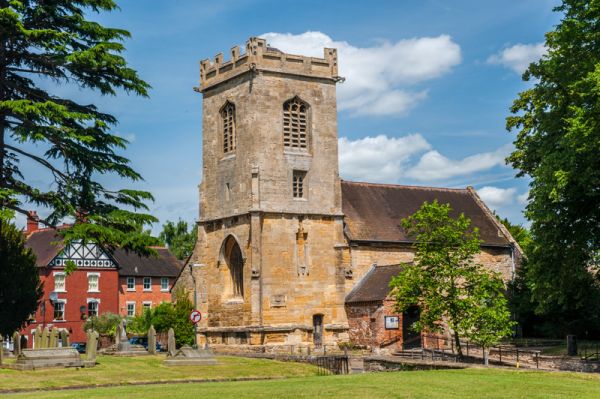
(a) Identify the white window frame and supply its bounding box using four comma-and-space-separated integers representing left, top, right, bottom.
87, 298, 100, 317
143, 277, 152, 291
126, 301, 136, 317
126, 276, 135, 291
87, 272, 100, 293
53, 272, 66, 292
142, 301, 152, 312
53, 299, 67, 322
160, 277, 169, 292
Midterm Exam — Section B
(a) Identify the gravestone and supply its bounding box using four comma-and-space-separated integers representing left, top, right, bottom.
117, 321, 130, 352
49, 328, 59, 348
0, 336, 3, 365
167, 328, 176, 357
86, 330, 99, 363
148, 325, 157, 355
105, 321, 146, 357
60, 330, 69, 348
34, 326, 42, 349
13, 348, 85, 370
567, 335, 578, 356
41, 327, 50, 349
164, 345, 217, 366
13, 332, 21, 356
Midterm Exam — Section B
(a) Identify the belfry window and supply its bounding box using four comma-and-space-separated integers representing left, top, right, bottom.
293, 170, 306, 198
221, 102, 236, 154
283, 97, 309, 150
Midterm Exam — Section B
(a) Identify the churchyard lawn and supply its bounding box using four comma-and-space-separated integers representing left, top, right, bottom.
0, 355, 318, 392
3, 362, 600, 398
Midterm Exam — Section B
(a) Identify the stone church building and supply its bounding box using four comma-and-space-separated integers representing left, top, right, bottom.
174, 37, 522, 350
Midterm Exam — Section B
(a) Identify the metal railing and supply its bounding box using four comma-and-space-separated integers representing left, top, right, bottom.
315, 355, 349, 375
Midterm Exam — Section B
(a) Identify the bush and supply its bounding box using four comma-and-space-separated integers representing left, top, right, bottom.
83, 312, 122, 337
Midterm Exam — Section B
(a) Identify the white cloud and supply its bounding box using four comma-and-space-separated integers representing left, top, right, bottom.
405, 144, 512, 181
261, 31, 461, 116
487, 43, 546, 74
339, 134, 431, 182
517, 190, 529, 205
476, 186, 517, 208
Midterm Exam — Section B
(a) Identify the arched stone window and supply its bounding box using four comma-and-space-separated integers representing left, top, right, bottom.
222, 236, 244, 297
221, 101, 236, 154
283, 97, 309, 150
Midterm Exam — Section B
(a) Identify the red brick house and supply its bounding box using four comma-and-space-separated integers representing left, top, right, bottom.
21, 214, 182, 345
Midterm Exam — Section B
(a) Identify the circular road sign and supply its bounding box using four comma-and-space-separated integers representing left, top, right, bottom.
189, 309, 202, 324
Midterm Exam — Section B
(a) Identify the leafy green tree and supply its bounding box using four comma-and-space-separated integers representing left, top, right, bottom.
159, 220, 197, 260
390, 201, 514, 360
0, 0, 157, 255
83, 312, 121, 337
0, 215, 43, 336
172, 288, 194, 347
506, 0, 600, 335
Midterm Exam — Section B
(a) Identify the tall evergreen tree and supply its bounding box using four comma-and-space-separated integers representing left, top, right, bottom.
159, 219, 197, 260
507, 0, 600, 334
0, 217, 43, 336
0, 1, 156, 255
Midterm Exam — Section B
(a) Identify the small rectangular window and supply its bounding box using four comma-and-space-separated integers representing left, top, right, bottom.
161, 277, 169, 291
54, 273, 66, 292
143, 277, 151, 291
88, 301, 98, 317
54, 301, 65, 321
126, 277, 135, 291
88, 274, 99, 292
142, 302, 152, 312
293, 171, 306, 198
126, 302, 135, 317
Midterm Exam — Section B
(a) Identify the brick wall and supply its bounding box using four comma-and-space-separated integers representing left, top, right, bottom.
118, 276, 175, 317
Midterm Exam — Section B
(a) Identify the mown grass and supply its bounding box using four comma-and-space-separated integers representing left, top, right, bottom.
0, 355, 317, 391
5, 368, 600, 399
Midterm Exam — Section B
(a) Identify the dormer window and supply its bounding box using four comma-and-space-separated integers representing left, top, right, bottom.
283, 97, 309, 150
221, 101, 236, 154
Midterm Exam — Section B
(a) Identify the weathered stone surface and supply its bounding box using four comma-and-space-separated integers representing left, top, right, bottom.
167, 328, 176, 356
49, 328, 59, 348
34, 326, 42, 349
12, 348, 84, 370
13, 332, 21, 356
86, 330, 99, 362
41, 327, 50, 349
148, 325, 157, 355
60, 330, 69, 348
164, 345, 217, 366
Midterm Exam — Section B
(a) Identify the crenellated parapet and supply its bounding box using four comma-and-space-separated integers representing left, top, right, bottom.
199, 37, 339, 91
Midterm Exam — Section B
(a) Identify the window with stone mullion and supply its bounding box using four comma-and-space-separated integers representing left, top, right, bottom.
283, 98, 308, 149
222, 102, 236, 154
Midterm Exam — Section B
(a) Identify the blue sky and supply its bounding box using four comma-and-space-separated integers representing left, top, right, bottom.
16, 0, 563, 232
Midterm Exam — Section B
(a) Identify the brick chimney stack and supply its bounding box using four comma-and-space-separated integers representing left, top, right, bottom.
26, 211, 39, 234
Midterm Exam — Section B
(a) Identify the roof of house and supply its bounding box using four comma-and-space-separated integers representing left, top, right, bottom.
25, 229, 65, 267
345, 264, 403, 304
341, 181, 510, 246
24, 229, 182, 277
113, 247, 183, 277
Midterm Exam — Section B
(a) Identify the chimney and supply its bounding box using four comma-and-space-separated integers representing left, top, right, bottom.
26, 211, 39, 234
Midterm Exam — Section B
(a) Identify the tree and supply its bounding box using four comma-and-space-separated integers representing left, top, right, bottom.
0, 0, 157, 255
506, 0, 600, 335
390, 201, 514, 360
83, 312, 121, 337
0, 215, 43, 336
159, 220, 197, 260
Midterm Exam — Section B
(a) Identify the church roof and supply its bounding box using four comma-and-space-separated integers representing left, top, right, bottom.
25, 229, 182, 277
341, 180, 511, 247
345, 264, 403, 304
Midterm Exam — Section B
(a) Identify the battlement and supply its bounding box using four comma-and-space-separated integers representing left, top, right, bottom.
199, 37, 339, 91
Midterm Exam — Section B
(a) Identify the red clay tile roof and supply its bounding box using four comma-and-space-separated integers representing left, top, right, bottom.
345, 264, 403, 303
341, 181, 510, 246
112, 248, 183, 277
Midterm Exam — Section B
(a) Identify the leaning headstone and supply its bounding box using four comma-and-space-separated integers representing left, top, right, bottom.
86, 330, 99, 363
167, 328, 176, 356
148, 325, 157, 355
40, 327, 50, 349
49, 328, 59, 348
13, 332, 21, 356
60, 330, 70, 348
0, 336, 4, 365
34, 326, 43, 349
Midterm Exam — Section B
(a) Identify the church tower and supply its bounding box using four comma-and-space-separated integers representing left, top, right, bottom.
190, 37, 349, 347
